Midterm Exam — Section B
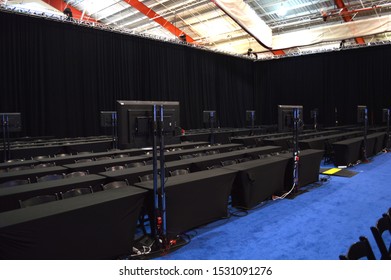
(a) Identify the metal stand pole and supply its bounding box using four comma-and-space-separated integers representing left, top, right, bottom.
209, 111, 215, 145
152, 105, 160, 240
151, 105, 169, 251
386, 109, 390, 151
1, 115, 7, 162
112, 112, 118, 150
292, 108, 300, 193
158, 105, 168, 250
362, 108, 369, 162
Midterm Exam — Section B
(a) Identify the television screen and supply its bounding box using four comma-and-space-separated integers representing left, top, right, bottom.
277, 105, 303, 132
357, 105, 367, 123
310, 108, 318, 119
0, 113, 22, 132
203, 110, 216, 123
382, 108, 389, 123
117, 100, 180, 149
100, 111, 117, 127
246, 110, 256, 122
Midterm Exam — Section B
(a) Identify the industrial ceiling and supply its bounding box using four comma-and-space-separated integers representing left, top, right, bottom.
3, 0, 391, 58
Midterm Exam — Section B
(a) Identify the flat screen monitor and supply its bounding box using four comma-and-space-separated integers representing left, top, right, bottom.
116, 100, 180, 149
246, 110, 256, 122
382, 108, 389, 123
310, 108, 318, 119
203, 110, 216, 123
277, 105, 303, 132
100, 111, 117, 127
0, 113, 22, 132
357, 105, 367, 124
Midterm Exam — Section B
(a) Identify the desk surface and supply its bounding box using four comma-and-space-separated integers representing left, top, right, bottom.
63, 155, 150, 173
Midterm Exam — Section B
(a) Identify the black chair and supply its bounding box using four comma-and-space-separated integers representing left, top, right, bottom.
19, 194, 58, 208
74, 159, 93, 163
55, 153, 71, 157
7, 165, 32, 172
101, 180, 129, 190
32, 155, 50, 160
221, 159, 237, 166
125, 161, 146, 168
113, 154, 130, 158
179, 154, 193, 160
237, 157, 252, 163
138, 174, 154, 182
36, 173, 64, 183
77, 151, 93, 155
60, 187, 93, 199
34, 162, 56, 168
6, 158, 25, 163
105, 165, 125, 172
339, 236, 376, 260
64, 171, 89, 178
205, 150, 220, 155
370, 214, 391, 260
0, 178, 31, 188
207, 164, 223, 170
94, 156, 112, 161
192, 152, 207, 157
169, 168, 190, 177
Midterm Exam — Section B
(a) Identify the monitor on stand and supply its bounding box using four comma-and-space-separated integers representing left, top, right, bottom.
1, 113, 22, 162
203, 110, 216, 144
246, 110, 256, 134
100, 111, 118, 150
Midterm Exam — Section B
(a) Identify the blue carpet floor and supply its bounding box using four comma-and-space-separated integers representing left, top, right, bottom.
156, 152, 391, 260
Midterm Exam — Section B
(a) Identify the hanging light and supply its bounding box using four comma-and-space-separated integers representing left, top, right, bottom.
277, 2, 287, 17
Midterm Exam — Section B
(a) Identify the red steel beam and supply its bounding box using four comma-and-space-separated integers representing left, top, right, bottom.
334, 0, 365, 44
124, 0, 194, 43
271, 49, 285, 56
42, 0, 97, 22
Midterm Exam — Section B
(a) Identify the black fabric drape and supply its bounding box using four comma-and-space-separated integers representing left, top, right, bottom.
254, 47, 391, 127
1, 11, 391, 139
0, 11, 254, 138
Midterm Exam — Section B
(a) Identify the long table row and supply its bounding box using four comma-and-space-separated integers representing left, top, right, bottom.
0, 145, 324, 259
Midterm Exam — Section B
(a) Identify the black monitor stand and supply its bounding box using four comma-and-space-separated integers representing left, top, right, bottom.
292, 107, 300, 194
311, 109, 318, 131
1, 113, 21, 162
1, 115, 7, 162
386, 109, 391, 152
208, 112, 215, 145
100, 111, 118, 150
361, 108, 369, 163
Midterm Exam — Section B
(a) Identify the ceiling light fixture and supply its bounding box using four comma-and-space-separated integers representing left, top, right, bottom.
277, 2, 287, 17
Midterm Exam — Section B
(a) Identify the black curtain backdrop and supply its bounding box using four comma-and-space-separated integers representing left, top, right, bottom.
254, 46, 391, 127
1, 11, 391, 138
0, 11, 254, 138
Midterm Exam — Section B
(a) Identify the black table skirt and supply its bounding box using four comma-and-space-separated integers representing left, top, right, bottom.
0, 186, 147, 259
134, 168, 237, 237
224, 157, 290, 209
